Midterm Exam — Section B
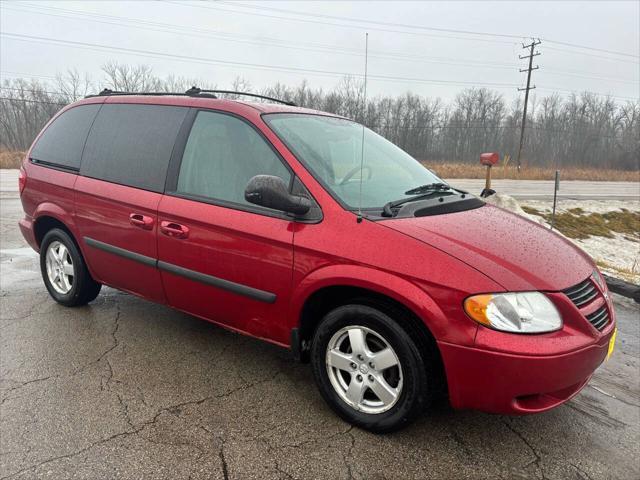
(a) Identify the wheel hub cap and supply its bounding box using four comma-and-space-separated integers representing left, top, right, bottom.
325, 325, 403, 414
45, 241, 74, 295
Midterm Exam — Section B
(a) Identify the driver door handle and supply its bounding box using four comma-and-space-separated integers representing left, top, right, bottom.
160, 221, 189, 239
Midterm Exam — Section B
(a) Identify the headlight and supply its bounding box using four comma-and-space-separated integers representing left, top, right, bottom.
464, 292, 562, 333
592, 268, 607, 292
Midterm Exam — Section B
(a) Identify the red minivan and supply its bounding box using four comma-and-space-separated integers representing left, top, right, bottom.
18, 90, 616, 432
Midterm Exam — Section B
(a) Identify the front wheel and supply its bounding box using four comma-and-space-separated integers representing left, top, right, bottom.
40, 228, 101, 307
311, 304, 431, 433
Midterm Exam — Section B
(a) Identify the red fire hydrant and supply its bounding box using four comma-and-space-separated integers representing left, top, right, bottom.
480, 152, 499, 198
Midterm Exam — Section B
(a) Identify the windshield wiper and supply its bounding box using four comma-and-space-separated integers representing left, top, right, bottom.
404, 183, 451, 195
381, 183, 454, 217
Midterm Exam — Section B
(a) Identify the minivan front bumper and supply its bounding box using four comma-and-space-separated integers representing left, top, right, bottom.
439, 327, 614, 414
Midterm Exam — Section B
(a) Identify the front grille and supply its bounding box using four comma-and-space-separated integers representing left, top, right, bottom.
586, 305, 610, 331
564, 276, 611, 331
563, 278, 599, 307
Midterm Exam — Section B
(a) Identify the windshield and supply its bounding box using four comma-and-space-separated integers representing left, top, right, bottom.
263, 113, 445, 210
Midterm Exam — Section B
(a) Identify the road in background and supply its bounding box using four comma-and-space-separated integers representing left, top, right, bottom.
449, 178, 640, 201
1, 169, 639, 479
2, 169, 640, 201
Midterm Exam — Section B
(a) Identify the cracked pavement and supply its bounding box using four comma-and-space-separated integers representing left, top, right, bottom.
1, 174, 639, 479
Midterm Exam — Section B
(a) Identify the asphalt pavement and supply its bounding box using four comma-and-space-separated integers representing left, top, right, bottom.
1, 170, 639, 479
448, 178, 640, 201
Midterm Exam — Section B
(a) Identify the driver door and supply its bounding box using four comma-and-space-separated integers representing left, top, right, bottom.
157, 110, 296, 345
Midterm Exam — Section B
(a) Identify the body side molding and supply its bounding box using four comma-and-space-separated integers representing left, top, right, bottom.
157, 261, 277, 304
83, 236, 276, 303
84, 237, 156, 267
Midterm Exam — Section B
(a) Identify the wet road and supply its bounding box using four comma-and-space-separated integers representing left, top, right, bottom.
1, 174, 639, 479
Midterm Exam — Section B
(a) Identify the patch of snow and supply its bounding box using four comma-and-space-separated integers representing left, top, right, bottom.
520, 198, 640, 285
483, 193, 545, 224
484, 193, 640, 285
575, 232, 639, 276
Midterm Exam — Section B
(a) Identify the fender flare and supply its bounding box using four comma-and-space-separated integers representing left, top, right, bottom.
32, 204, 93, 263
32, 203, 78, 241
31, 204, 103, 282
289, 264, 448, 339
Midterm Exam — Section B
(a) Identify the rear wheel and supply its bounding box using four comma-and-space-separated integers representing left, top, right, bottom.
311, 304, 431, 433
40, 228, 101, 306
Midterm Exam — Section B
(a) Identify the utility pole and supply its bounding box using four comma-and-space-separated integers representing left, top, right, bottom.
516, 38, 541, 170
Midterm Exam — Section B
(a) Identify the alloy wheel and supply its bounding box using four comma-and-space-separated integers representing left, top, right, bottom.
45, 240, 74, 294
325, 325, 403, 414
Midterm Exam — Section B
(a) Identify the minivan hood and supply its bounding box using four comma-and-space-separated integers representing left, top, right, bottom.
383, 204, 593, 291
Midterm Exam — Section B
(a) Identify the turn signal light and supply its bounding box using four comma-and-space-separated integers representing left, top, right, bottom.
463, 294, 493, 326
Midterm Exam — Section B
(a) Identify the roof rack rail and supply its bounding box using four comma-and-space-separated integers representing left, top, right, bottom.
86, 87, 296, 106
85, 88, 218, 99
187, 88, 296, 106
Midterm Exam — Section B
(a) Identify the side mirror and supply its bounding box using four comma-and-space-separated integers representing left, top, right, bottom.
245, 175, 311, 216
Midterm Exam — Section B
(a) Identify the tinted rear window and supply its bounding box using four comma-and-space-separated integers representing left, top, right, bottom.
30, 104, 101, 170
81, 104, 188, 192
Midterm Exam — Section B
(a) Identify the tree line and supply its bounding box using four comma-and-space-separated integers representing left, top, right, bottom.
1, 63, 638, 170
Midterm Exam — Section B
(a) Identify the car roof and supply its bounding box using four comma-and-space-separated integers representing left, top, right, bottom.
73, 94, 345, 120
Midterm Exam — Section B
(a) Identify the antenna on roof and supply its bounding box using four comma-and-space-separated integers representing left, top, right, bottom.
356, 32, 369, 224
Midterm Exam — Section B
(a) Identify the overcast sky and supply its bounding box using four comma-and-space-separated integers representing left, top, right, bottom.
1, 0, 638, 102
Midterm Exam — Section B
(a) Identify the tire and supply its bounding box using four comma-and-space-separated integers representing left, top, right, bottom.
311, 304, 431, 433
40, 228, 101, 307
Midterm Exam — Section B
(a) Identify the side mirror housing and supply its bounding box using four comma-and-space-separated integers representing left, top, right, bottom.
245, 175, 311, 216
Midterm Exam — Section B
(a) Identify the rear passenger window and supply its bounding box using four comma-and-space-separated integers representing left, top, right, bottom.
176, 111, 291, 207
30, 104, 101, 171
81, 104, 188, 192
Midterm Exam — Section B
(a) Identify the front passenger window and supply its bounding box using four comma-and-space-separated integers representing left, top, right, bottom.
176, 111, 291, 207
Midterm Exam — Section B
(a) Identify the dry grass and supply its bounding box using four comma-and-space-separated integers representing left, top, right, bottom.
522, 206, 640, 240
596, 260, 639, 284
426, 161, 639, 182
1, 150, 638, 183
0, 151, 24, 169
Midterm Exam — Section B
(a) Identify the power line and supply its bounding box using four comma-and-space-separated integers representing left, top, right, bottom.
164, 0, 518, 46
2, 70, 635, 103
537, 86, 639, 101
1, 4, 521, 71
1, 32, 635, 102
542, 38, 639, 59
540, 69, 637, 85
544, 46, 639, 65
213, 0, 525, 40
0, 86, 66, 96
6, 3, 638, 83
0, 71, 58, 81
213, 0, 639, 59
0, 96, 65, 106
0, 32, 522, 89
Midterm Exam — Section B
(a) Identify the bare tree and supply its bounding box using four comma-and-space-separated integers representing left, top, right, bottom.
55, 69, 93, 102
101, 62, 161, 91
2, 65, 638, 172
0, 79, 65, 150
